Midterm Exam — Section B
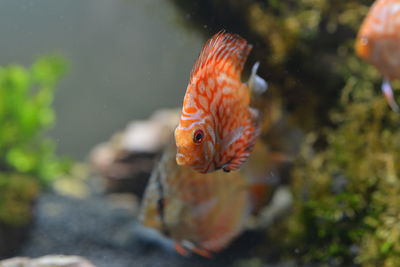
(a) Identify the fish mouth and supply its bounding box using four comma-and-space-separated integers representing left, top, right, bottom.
176, 151, 203, 169
176, 152, 186, 166
355, 35, 371, 60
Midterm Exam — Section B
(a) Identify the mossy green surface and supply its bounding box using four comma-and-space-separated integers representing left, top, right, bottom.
289, 77, 400, 266
170, 0, 400, 265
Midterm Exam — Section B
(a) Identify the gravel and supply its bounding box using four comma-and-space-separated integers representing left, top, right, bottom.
17, 178, 294, 267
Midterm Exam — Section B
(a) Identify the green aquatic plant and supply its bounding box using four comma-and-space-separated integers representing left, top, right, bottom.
0, 55, 70, 186
0, 55, 70, 227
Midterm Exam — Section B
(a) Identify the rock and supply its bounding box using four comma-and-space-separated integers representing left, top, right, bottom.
0, 174, 39, 258
122, 108, 180, 154
0, 223, 32, 259
89, 108, 180, 198
0, 255, 96, 267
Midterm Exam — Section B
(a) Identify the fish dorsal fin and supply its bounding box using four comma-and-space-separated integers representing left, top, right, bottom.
190, 31, 252, 80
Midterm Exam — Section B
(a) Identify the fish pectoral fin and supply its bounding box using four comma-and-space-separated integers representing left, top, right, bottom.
382, 79, 399, 112
221, 120, 260, 172
191, 247, 214, 258
248, 61, 268, 94
222, 142, 256, 171
221, 136, 256, 172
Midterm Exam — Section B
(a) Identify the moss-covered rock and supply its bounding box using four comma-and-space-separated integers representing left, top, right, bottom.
0, 173, 39, 258
0, 173, 39, 227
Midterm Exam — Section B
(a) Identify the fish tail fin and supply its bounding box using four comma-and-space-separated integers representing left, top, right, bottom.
191, 247, 214, 258
249, 62, 268, 94
382, 79, 399, 112
175, 241, 213, 258
190, 30, 252, 80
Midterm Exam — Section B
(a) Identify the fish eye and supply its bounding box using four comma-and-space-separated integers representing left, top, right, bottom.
193, 129, 204, 144
361, 36, 369, 46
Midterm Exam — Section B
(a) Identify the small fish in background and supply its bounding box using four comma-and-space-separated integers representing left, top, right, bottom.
139, 141, 252, 258
355, 0, 400, 112
175, 31, 268, 173
139, 139, 293, 258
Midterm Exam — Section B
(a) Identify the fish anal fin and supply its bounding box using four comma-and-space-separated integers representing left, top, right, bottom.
174, 243, 190, 257
175, 241, 214, 258
222, 123, 259, 172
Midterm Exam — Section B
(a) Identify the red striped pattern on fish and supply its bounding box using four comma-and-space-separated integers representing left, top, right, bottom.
175, 31, 263, 173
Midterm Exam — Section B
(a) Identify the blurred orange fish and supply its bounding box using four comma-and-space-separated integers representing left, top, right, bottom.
175, 31, 267, 173
356, 0, 400, 111
139, 139, 283, 258
139, 141, 252, 258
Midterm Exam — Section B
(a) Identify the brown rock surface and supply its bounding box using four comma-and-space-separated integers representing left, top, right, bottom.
89, 108, 179, 197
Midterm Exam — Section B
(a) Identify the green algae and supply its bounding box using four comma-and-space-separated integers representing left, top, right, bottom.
287, 78, 400, 266
0, 173, 39, 226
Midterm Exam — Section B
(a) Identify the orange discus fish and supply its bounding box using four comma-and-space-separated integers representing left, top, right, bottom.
175, 31, 267, 173
356, 0, 400, 111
